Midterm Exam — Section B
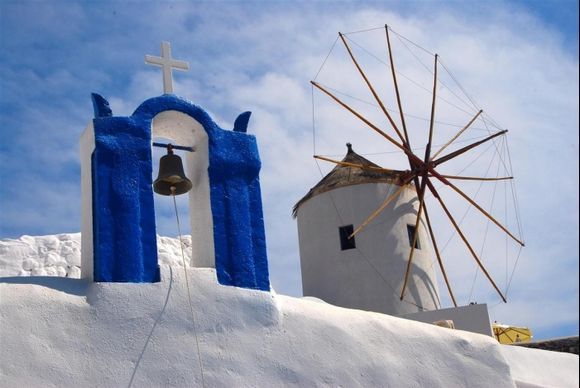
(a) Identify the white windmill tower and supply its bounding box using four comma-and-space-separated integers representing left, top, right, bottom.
293, 26, 524, 322
294, 143, 440, 315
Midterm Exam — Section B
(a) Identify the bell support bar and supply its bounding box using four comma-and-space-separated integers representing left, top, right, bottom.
152, 142, 195, 152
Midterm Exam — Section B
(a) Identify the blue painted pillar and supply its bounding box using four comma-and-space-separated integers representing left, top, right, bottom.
92, 116, 160, 282
248, 178, 269, 291
208, 130, 269, 291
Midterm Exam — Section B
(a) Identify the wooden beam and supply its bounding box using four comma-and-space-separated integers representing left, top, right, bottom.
400, 174, 428, 300
433, 129, 508, 167
339, 32, 407, 145
441, 178, 525, 246
431, 110, 483, 160
385, 25, 411, 147
424, 54, 438, 163
428, 183, 507, 303
426, 165, 452, 186
349, 177, 413, 239
423, 199, 457, 307
436, 175, 513, 182
313, 155, 397, 174
311, 81, 423, 166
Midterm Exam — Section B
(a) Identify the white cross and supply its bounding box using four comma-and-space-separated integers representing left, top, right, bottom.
145, 41, 190, 94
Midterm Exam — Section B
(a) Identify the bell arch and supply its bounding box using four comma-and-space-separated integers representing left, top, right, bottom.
150, 110, 214, 268
81, 93, 269, 290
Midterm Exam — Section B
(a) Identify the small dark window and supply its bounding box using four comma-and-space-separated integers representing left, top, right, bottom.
406, 224, 421, 250
339, 225, 356, 250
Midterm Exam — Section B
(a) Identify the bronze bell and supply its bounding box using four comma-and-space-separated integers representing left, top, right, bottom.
153, 145, 193, 196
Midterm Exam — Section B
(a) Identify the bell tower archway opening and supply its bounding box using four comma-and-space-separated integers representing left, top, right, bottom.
151, 110, 215, 269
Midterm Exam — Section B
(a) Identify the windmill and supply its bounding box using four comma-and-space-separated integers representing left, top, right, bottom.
296, 25, 525, 314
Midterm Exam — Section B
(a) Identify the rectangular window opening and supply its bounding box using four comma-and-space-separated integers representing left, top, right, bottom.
406, 224, 421, 250
339, 225, 356, 251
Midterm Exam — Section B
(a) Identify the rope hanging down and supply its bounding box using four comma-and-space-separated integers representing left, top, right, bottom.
171, 187, 207, 388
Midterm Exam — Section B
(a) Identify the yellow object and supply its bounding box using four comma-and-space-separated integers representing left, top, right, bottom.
492, 323, 533, 344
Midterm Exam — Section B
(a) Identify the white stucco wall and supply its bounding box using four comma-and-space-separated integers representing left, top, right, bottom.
80, 121, 95, 280
3, 235, 577, 388
297, 182, 441, 316
402, 303, 494, 337
500, 344, 579, 387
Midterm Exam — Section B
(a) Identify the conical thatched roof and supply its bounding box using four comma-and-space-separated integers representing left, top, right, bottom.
293, 144, 407, 218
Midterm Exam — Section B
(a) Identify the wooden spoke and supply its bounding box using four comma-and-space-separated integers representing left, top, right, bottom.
423, 200, 457, 307
311, 81, 424, 166
385, 25, 411, 147
400, 175, 428, 300
431, 110, 483, 160
349, 177, 413, 239
313, 155, 398, 174
436, 174, 513, 182
400, 60, 435, 310
428, 183, 507, 303
426, 166, 452, 186
339, 33, 407, 146
424, 54, 438, 162
439, 178, 524, 246
433, 129, 508, 167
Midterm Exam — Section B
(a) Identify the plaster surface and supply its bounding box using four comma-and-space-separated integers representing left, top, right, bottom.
297, 182, 440, 316
2, 233, 578, 387
0, 267, 513, 387
402, 303, 494, 337
80, 122, 95, 280
500, 344, 579, 387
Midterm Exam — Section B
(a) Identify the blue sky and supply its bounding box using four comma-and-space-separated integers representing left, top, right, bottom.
0, 1, 578, 340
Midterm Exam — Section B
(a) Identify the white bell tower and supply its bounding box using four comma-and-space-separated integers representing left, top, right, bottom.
294, 144, 440, 316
